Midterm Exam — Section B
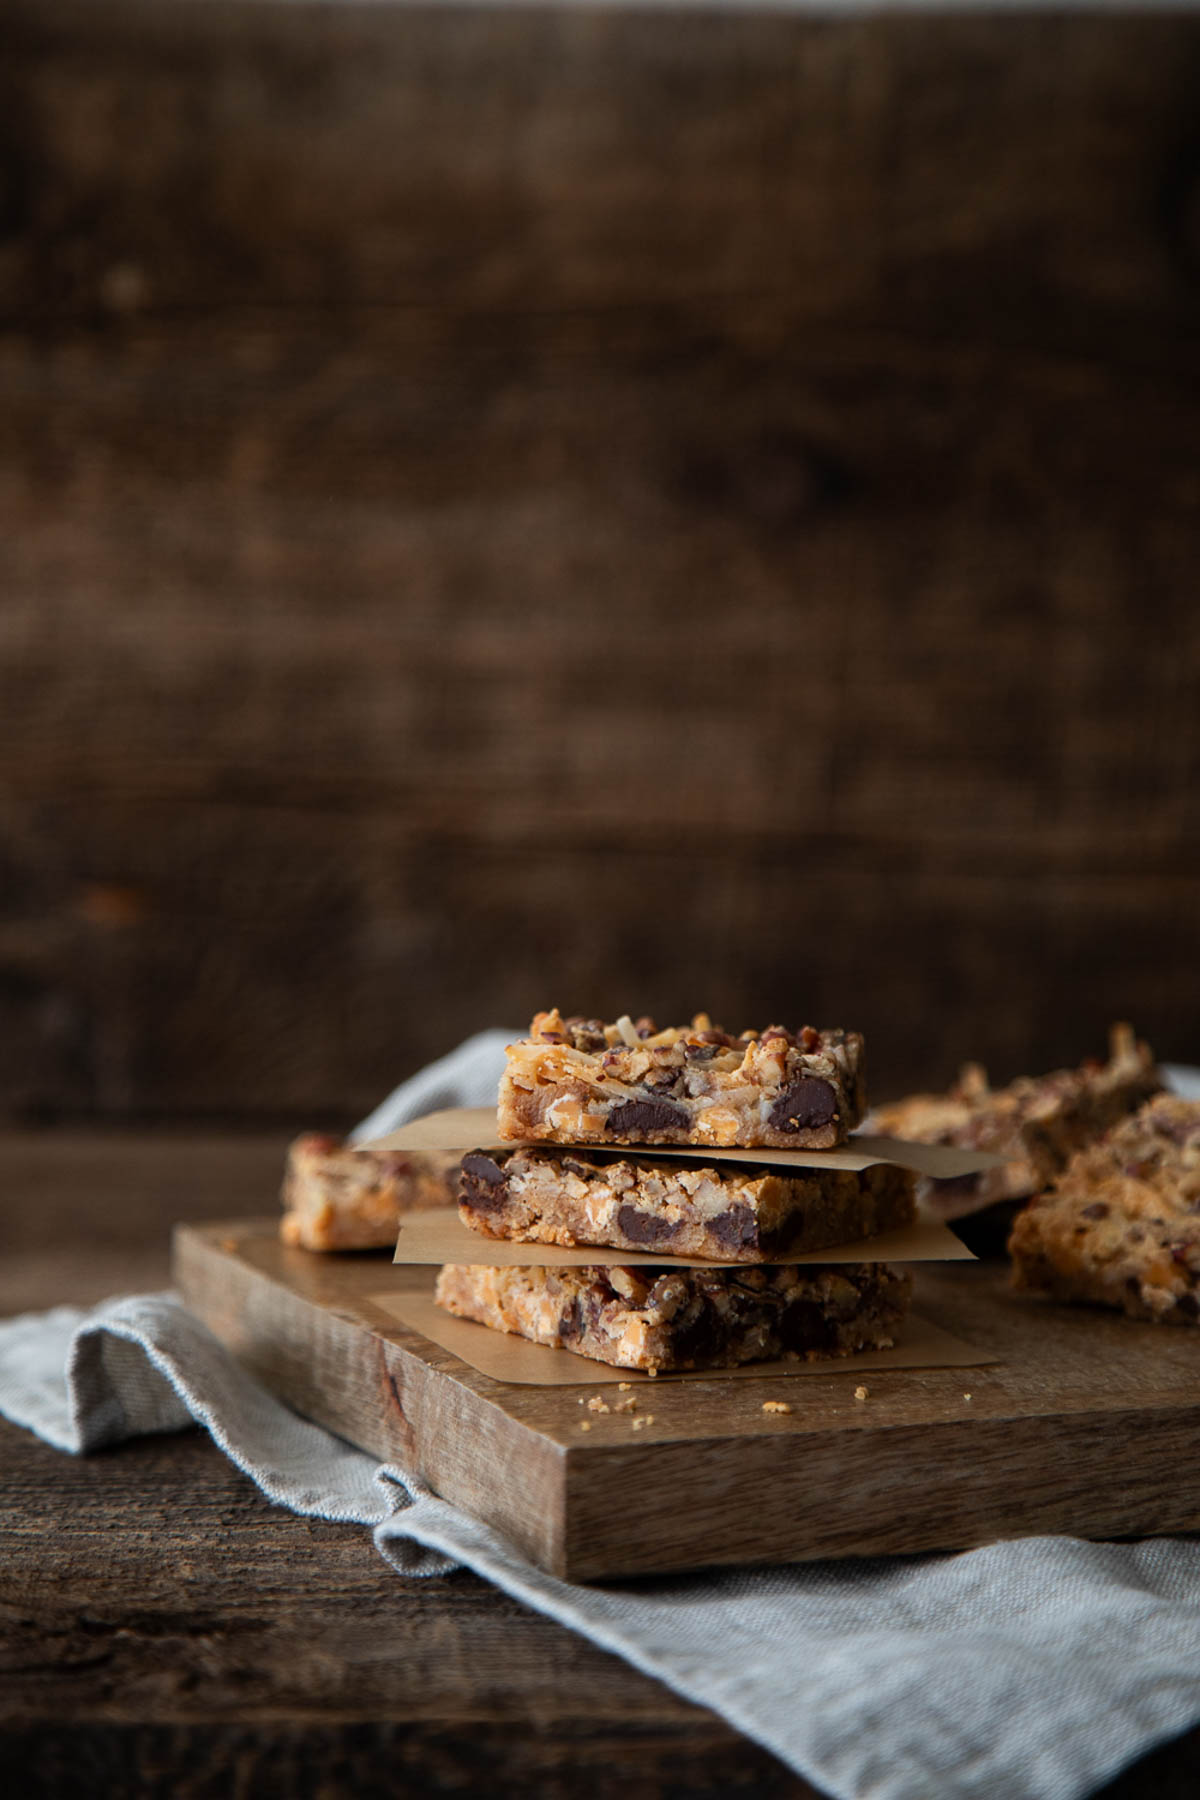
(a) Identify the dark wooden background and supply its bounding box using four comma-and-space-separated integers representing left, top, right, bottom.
3, 2, 1199, 1129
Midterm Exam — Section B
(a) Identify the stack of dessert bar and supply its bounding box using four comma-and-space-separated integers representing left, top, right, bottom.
434, 1010, 919, 1373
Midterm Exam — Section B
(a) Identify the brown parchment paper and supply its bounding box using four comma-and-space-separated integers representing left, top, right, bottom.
392, 1207, 974, 1268
369, 1285, 996, 1386
364, 1105, 1008, 1179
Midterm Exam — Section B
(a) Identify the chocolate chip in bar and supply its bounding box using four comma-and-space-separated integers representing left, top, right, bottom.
605, 1098, 689, 1136
461, 1152, 508, 1186
768, 1078, 837, 1133
460, 1152, 511, 1213
706, 1203, 760, 1252
615, 1204, 678, 1249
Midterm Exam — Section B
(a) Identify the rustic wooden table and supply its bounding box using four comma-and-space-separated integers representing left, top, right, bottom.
2, 1130, 1197, 1797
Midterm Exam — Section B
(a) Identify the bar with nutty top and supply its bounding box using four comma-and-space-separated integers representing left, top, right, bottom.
498, 1010, 866, 1150
868, 1024, 1161, 1219
1009, 1094, 1200, 1326
435, 1260, 912, 1372
280, 1134, 459, 1252
459, 1145, 914, 1262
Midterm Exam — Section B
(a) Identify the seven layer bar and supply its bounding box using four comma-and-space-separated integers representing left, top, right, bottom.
868, 1023, 1161, 1219
434, 1262, 913, 1373
281, 1134, 459, 1251
459, 1145, 914, 1262
498, 1011, 866, 1151
1009, 1094, 1200, 1325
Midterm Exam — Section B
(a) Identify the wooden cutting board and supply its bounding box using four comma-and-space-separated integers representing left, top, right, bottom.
173, 1221, 1200, 1582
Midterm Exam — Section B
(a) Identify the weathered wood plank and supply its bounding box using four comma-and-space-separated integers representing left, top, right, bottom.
1, 788, 1196, 1125
0, 1128, 290, 1313
0, 1423, 821, 1798
4, 6, 1200, 339
1, 314, 1196, 1118
0, 4, 1198, 1122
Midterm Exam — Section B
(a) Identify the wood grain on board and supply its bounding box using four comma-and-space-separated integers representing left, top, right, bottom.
176, 1219, 1200, 1582
2, 4, 1199, 1126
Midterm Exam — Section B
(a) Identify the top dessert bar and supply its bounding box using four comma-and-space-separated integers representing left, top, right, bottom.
498, 1010, 866, 1150
868, 1024, 1161, 1218
1009, 1094, 1200, 1326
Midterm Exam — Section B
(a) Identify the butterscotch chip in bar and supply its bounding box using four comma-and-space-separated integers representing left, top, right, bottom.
280, 1133, 459, 1252
1009, 1094, 1200, 1326
869, 1024, 1162, 1220
433, 1261, 912, 1373
498, 1010, 866, 1151
459, 1146, 914, 1263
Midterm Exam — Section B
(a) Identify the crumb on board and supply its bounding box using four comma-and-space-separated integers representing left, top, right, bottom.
587, 1396, 610, 1414
964, 1392, 973, 1401
579, 1421, 591, 1431
646, 1366, 659, 1378
613, 1396, 638, 1414
631, 1415, 656, 1430
761, 1400, 792, 1415
618, 1382, 632, 1391
854, 1385, 869, 1401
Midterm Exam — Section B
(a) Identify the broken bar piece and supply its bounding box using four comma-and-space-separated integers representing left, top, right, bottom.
869, 1024, 1161, 1220
280, 1133, 459, 1252
433, 1260, 912, 1372
498, 1010, 866, 1150
1009, 1094, 1200, 1326
459, 1145, 914, 1262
